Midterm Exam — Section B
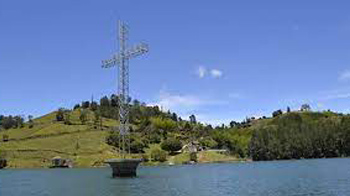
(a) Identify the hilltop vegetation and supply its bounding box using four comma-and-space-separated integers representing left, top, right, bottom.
1, 95, 350, 168
250, 111, 350, 161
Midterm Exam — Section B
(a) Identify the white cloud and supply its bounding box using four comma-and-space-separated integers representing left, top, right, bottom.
148, 90, 227, 112
339, 70, 350, 81
196, 114, 233, 126
324, 93, 350, 100
210, 69, 223, 78
196, 66, 207, 78
195, 66, 223, 79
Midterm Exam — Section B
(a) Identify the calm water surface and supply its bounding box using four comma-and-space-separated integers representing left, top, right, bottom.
1, 158, 350, 196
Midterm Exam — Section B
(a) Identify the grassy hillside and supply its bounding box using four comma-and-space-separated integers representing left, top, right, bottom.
3, 101, 342, 168
0, 109, 239, 168
0, 110, 123, 168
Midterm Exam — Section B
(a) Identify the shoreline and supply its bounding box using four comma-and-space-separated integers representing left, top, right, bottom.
3, 157, 350, 169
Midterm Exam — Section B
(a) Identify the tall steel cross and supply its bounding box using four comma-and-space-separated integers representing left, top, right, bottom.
102, 21, 149, 158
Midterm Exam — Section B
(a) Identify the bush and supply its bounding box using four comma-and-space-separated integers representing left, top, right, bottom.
130, 139, 146, 153
150, 148, 167, 162
56, 108, 65, 121
141, 154, 149, 162
200, 138, 218, 149
106, 132, 148, 153
161, 138, 183, 153
149, 133, 162, 144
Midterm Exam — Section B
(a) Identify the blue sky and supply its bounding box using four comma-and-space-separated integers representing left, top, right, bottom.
1, 0, 350, 125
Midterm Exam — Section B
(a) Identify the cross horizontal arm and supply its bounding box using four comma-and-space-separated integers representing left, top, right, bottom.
102, 54, 122, 68
124, 43, 149, 59
101, 43, 149, 68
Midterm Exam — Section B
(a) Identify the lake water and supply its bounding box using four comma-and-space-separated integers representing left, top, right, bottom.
1, 158, 350, 196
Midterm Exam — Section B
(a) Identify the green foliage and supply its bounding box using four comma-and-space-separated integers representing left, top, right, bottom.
79, 109, 88, 125
64, 111, 72, 125
161, 138, 182, 153
81, 101, 90, 109
272, 109, 283, 117
130, 139, 146, 153
249, 112, 350, 161
211, 128, 251, 157
0, 115, 24, 129
106, 132, 148, 153
199, 138, 218, 149
189, 114, 197, 124
56, 108, 65, 122
301, 104, 311, 111
150, 148, 167, 162
28, 115, 34, 128
73, 104, 80, 110
151, 117, 177, 131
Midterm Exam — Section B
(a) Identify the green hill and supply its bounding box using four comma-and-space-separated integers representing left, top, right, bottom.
0, 110, 122, 168
0, 106, 239, 168
2, 98, 349, 168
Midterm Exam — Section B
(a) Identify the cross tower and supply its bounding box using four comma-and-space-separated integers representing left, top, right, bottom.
102, 21, 149, 158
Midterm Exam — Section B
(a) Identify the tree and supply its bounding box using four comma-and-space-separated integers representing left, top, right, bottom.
73, 104, 80, 110
287, 107, 291, 113
81, 101, 90, 109
110, 94, 118, 107
14, 116, 24, 128
229, 121, 239, 128
90, 101, 98, 111
161, 138, 183, 153
28, 115, 34, 128
64, 111, 72, 125
133, 99, 140, 107
100, 96, 110, 107
56, 108, 65, 121
189, 114, 197, 124
272, 109, 283, 117
130, 139, 146, 153
171, 113, 178, 122
79, 109, 88, 125
150, 148, 167, 162
301, 104, 311, 111
94, 110, 103, 129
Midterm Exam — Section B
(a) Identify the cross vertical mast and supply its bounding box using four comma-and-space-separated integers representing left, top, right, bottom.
102, 21, 149, 159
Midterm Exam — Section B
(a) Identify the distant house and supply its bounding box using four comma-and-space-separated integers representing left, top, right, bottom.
51, 156, 73, 168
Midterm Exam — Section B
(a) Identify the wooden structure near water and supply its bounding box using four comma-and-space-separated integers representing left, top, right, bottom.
0, 159, 7, 169
50, 156, 73, 168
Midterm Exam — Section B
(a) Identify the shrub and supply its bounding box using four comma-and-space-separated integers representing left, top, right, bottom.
130, 139, 146, 153
161, 138, 182, 153
150, 148, 167, 162
56, 108, 65, 121
149, 133, 161, 144
200, 138, 218, 149
141, 154, 149, 162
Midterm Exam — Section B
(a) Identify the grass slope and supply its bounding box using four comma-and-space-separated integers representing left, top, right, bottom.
0, 110, 122, 168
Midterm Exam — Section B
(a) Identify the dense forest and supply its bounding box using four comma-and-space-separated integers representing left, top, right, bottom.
2, 94, 350, 162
